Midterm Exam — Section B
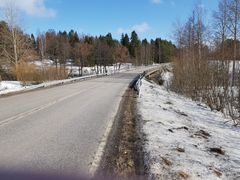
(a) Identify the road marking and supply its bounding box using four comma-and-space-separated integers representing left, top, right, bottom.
88, 88, 126, 177
0, 85, 99, 126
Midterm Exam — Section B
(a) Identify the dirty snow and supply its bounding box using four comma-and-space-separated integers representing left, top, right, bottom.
137, 73, 240, 179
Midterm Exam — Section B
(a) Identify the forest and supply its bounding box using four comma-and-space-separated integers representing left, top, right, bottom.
0, 3, 175, 82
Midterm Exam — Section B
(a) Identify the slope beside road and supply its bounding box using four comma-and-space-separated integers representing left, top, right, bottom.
0, 67, 153, 178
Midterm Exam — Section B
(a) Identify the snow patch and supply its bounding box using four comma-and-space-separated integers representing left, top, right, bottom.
0, 63, 136, 95
0, 81, 23, 92
137, 78, 240, 180
0, 74, 101, 95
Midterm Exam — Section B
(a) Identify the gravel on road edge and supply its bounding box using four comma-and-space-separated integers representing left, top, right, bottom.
96, 88, 146, 179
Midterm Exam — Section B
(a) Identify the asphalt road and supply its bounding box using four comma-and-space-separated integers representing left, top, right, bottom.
0, 68, 150, 178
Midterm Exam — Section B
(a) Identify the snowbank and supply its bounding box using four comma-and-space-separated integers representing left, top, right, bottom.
137, 78, 240, 179
0, 81, 23, 93
0, 74, 103, 95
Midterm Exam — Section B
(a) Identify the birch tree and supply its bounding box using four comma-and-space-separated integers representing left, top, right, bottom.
227, 0, 240, 86
1, 1, 31, 80
37, 32, 46, 61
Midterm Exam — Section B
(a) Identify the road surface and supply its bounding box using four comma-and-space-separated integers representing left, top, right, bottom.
0, 68, 150, 177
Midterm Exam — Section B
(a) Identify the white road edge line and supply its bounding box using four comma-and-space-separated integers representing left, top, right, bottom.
88, 88, 126, 177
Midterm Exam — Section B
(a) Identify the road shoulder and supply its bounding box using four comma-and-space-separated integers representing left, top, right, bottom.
97, 87, 146, 179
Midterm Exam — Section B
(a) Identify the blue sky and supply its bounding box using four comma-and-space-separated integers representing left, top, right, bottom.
1, 0, 219, 41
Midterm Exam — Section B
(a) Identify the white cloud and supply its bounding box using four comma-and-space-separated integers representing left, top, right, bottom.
151, 0, 162, 5
133, 22, 151, 33
117, 22, 151, 34
0, 0, 56, 17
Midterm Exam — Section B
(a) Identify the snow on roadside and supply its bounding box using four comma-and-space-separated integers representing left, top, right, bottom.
0, 63, 137, 95
137, 77, 240, 179
0, 74, 101, 95
0, 81, 23, 92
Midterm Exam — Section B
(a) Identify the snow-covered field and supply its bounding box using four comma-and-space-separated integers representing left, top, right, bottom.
66, 63, 132, 76
137, 68, 240, 179
32, 59, 133, 76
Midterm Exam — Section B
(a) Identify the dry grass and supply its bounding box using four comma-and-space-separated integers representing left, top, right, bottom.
12, 62, 68, 84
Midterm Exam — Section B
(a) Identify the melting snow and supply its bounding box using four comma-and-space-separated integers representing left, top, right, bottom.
137, 77, 240, 180
0, 63, 135, 95
0, 81, 23, 92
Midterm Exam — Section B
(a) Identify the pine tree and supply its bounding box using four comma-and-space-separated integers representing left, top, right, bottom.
129, 31, 140, 59
105, 33, 115, 47
30, 34, 37, 49
120, 33, 130, 48
155, 38, 161, 63
68, 30, 79, 47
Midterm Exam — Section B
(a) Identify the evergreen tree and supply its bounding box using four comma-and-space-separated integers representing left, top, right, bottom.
84, 36, 94, 45
154, 38, 161, 63
30, 34, 37, 49
120, 33, 124, 45
120, 33, 130, 48
160, 40, 175, 62
129, 31, 140, 59
153, 38, 175, 63
105, 33, 115, 47
68, 30, 79, 47
142, 38, 148, 46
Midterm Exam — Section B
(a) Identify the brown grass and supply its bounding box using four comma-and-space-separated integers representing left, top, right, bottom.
12, 62, 68, 84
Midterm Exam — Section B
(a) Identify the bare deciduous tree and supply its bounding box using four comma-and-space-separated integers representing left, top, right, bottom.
227, 0, 240, 86
73, 41, 92, 76
172, 0, 240, 125
1, 1, 31, 80
37, 31, 46, 61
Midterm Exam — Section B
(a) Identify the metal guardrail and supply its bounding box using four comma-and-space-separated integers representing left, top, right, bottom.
0, 74, 106, 97
1, 66, 161, 97
130, 66, 161, 94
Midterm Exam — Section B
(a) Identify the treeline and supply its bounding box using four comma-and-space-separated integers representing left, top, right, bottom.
0, 26, 175, 81
0, 21, 131, 81
0, 4, 175, 81
34, 30, 175, 71
172, 0, 240, 124
120, 32, 175, 65
35, 31, 129, 76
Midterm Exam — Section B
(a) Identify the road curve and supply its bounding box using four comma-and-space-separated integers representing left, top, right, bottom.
0, 68, 150, 177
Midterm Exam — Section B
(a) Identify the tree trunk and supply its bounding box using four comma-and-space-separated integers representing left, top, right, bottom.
80, 58, 83, 76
